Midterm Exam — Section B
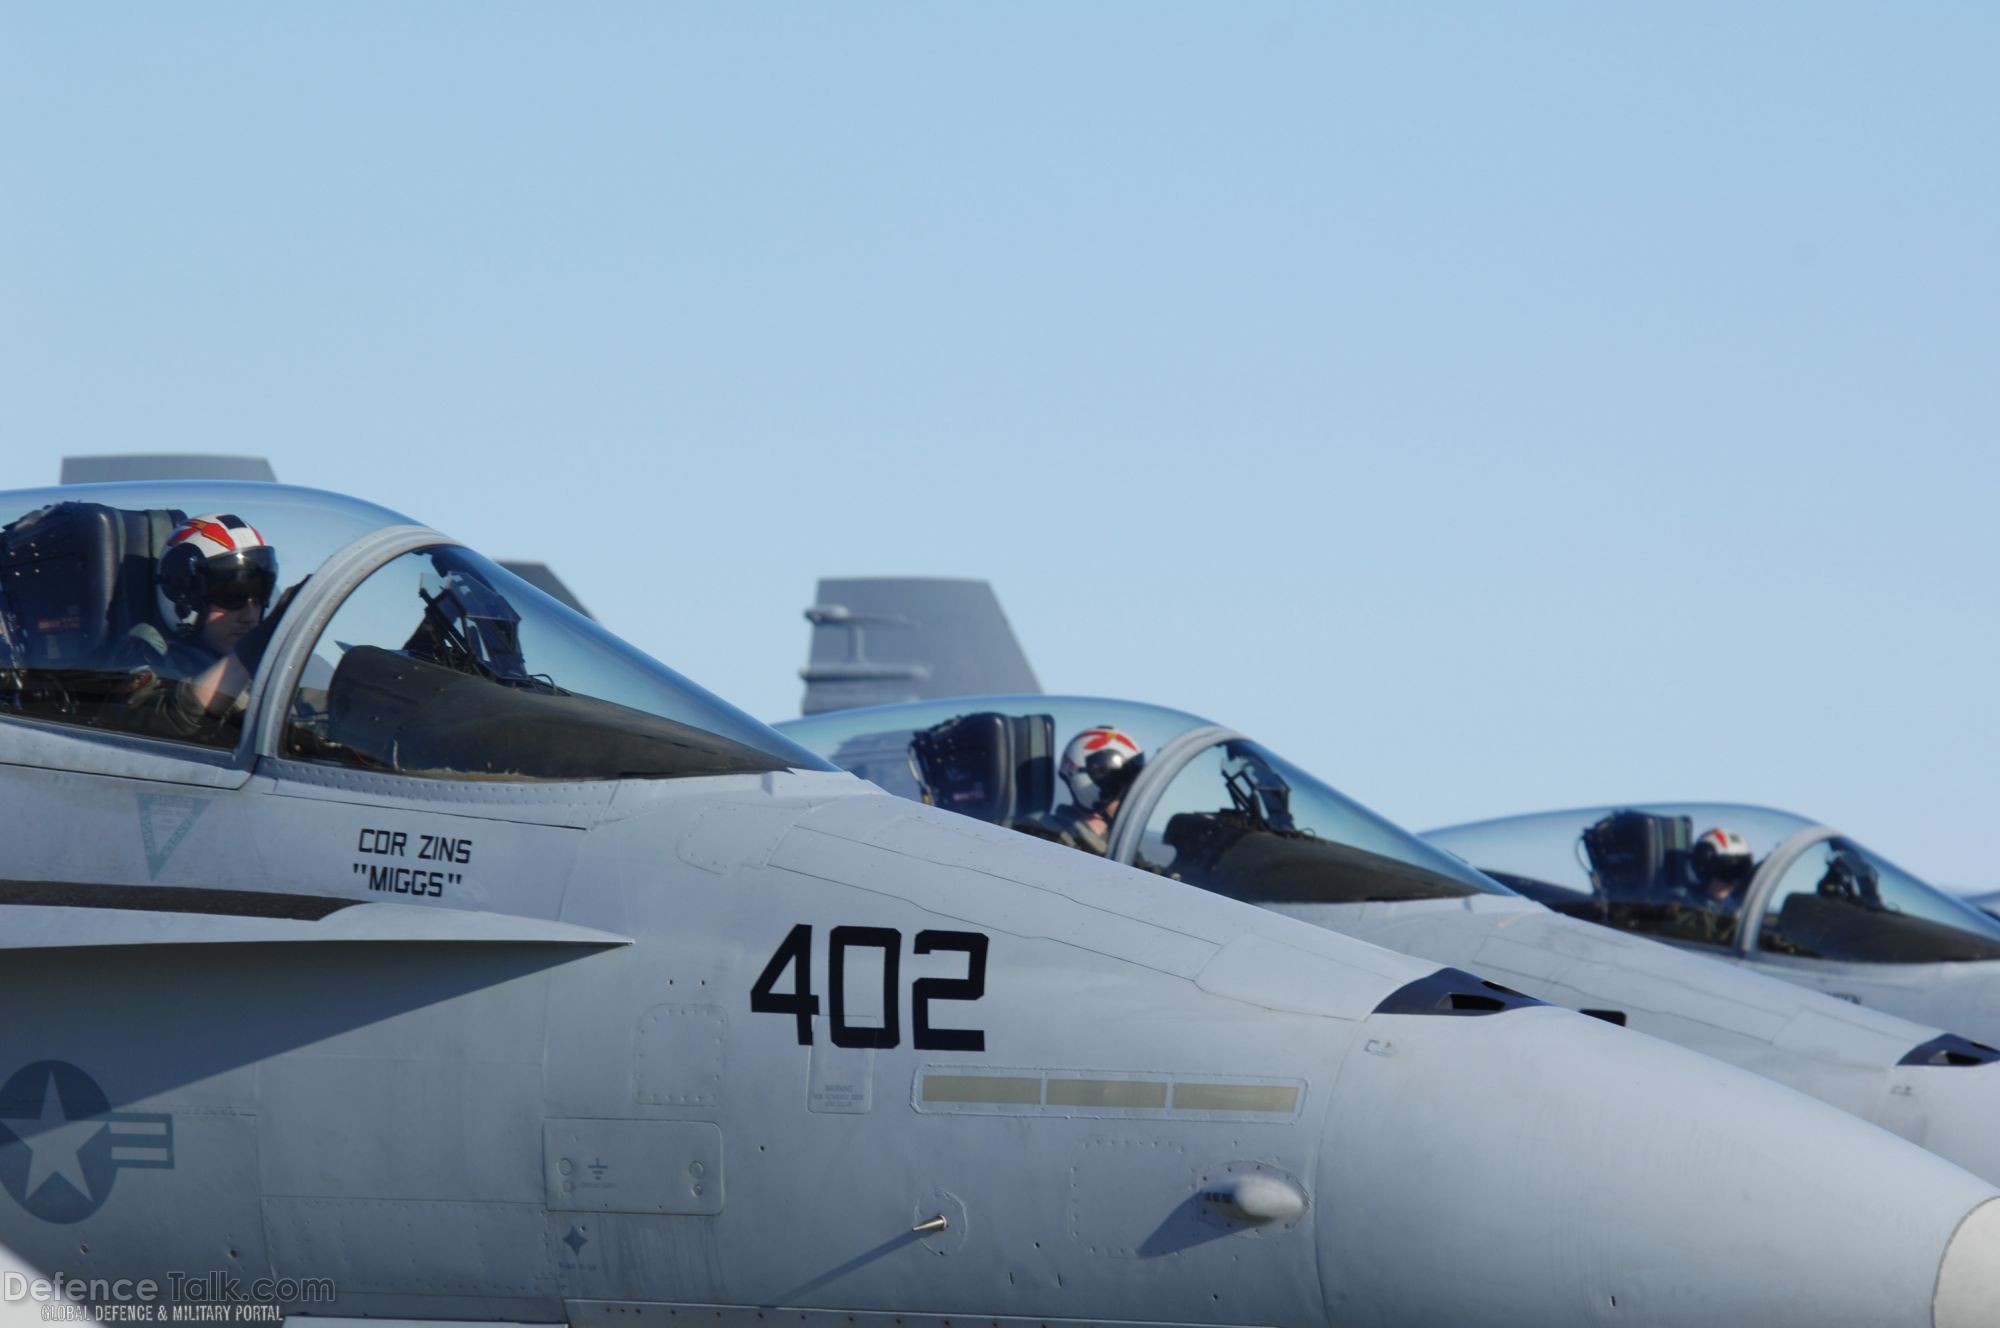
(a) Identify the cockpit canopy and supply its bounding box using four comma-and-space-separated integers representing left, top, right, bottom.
1426, 804, 2000, 964
0, 481, 829, 781
776, 696, 1514, 907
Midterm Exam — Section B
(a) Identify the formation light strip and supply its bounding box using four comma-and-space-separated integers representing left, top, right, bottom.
917, 1070, 1302, 1119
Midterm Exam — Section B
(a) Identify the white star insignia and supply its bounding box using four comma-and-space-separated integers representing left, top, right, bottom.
4, 1071, 100, 1203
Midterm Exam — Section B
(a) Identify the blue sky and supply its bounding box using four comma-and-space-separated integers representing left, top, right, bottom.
5, 4, 1996, 885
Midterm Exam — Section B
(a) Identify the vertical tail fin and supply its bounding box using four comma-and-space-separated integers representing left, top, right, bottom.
61, 454, 277, 484
799, 577, 1040, 715
498, 562, 595, 621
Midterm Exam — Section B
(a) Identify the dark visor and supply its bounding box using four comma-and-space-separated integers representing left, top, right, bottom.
203, 548, 278, 609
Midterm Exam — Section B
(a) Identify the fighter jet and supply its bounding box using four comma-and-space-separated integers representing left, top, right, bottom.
1, 483, 1997, 1328
1425, 802, 2000, 1044
770, 694, 2000, 1194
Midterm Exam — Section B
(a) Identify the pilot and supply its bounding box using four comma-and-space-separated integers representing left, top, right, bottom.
1044, 727, 1144, 856
111, 514, 282, 742
1684, 827, 1756, 945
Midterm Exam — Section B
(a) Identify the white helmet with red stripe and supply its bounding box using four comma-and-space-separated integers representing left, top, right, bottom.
1691, 827, 1754, 890
1060, 726, 1144, 813
156, 513, 279, 630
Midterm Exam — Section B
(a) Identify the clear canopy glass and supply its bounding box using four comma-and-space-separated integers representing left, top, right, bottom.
284, 544, 830, 781
1426, 804, 1819, 901
778, 695, 1210, 808
1131, 737, 1501, 903
3, 480, 411, 591
0, 482, 412, 747
1427, 803, 2000, 962
777, 695, 1513, 901
0, 481, 831, 778
1758, 836, 2000, 963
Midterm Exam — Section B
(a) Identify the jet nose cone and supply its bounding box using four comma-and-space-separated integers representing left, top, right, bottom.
1318, 1002, 2000, 1328
1935, 1199, 2000, 1328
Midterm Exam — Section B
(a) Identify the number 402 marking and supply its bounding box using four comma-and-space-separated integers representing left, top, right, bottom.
750, 924, 988, 1052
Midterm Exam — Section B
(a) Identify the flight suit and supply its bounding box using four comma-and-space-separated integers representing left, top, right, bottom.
106, 623, 235, 744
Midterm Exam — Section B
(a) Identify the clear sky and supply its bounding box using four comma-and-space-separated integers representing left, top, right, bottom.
5, 5, 1996, 886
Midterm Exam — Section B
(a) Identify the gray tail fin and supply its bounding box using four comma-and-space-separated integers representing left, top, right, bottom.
498, 561, 595, 621
61, 454, 278, 484
800, 577, 1040, 716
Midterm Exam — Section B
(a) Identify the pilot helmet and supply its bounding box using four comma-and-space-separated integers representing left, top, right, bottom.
157, 514, 279, 631
1691, 828, 1755, 890
1060, 727, 1143, 814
